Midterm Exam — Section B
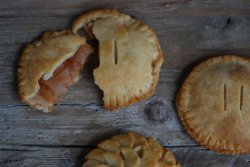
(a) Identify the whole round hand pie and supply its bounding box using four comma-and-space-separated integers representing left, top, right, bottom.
73, 9, 163, 109
176, 55, 250, 154
18, 30, 93, 112
82, 132, 181, 167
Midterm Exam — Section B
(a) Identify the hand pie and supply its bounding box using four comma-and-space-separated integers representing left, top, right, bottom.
82, 132, 181, 167
176, 55, 250, 154
73, 9, 163, 109
18, 30, 93, 112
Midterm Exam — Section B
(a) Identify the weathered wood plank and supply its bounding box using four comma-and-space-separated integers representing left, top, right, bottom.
0, 144, 87, 167
0, 103, 194, 146
1, 144, 250, 167
1, 0, 250, 166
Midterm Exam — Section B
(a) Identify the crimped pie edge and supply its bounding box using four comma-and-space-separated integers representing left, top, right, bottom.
176, 55, 250, 154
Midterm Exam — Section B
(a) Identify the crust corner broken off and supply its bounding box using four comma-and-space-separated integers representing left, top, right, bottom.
73, 9, 164, 109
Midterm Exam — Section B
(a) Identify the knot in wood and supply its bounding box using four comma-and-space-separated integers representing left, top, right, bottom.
212, 16, 233, 30
144, 99, 172, 123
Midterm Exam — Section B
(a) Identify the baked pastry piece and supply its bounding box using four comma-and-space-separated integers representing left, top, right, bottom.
18, 30, 93, 112
73, 9, 163, 109
82, 132, 181, 167
176, 55, 250, 154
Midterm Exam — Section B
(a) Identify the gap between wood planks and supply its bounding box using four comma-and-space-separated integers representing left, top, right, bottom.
0, 102, 101, 108
0, 143, 201, 151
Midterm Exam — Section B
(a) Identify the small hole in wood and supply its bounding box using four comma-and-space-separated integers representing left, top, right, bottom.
226, 17, 231, 25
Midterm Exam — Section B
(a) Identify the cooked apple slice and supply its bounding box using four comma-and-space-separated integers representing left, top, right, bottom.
18, 30, 93, 112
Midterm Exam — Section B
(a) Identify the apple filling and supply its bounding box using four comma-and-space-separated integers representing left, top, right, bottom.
37, 44, 93, 110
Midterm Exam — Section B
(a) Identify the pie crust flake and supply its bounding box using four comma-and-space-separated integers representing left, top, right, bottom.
18, 30, 93, 112
176, 55, 250, 154
73, 9, 163, 109
82, 132, 181, 167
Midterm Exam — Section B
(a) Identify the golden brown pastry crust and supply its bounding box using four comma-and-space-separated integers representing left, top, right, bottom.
73, 9, 163, 109
18, 30, 86, 112
72, 9, 131, 36
82, 132, 181, 167
176, 55, 250, 154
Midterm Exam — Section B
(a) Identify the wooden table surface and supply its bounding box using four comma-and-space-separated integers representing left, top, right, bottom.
1, 0, 250, 166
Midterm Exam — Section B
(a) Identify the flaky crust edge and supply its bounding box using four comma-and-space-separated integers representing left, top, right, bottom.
72, 9, 164, 110
176, 55, 250, 154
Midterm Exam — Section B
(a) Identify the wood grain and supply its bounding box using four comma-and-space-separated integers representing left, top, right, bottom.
1, 145, 250, 167
1, 0, 250, 166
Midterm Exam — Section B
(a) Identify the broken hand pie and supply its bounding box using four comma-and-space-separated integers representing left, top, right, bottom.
73, 9, 163, 109
82, 132, 181, 167
18, 31, 93, 112
176, 55, 250, 154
